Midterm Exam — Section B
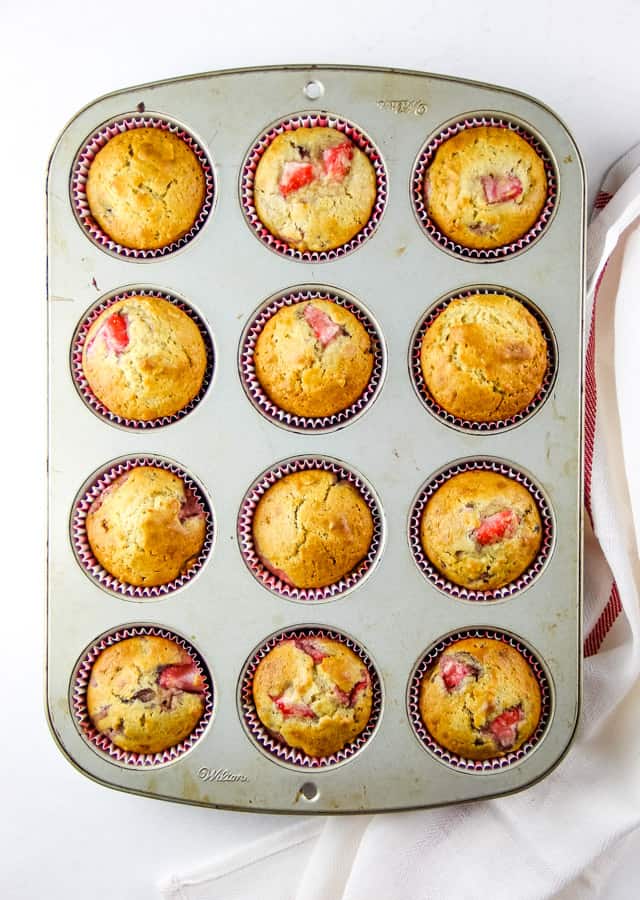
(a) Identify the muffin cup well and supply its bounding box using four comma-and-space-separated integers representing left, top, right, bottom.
70, 114, 215, 259
240, 111, 388, 262
409, 458, 554, 602
409, 286, 557, 433
71, 456, 214, 599
71, 288, 215, 430
71, 623, 214, 768
411, 113, 558, 260
237, 456, 384, 602
239, 287, 386, 432
407, 628, 552, 772
238, 626, 382, 769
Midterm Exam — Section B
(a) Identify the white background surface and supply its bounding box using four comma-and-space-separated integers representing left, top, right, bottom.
2, 1, 639, 897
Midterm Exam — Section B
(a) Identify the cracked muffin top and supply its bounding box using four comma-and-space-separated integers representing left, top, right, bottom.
86, 466, 207, 588
253, 299, 374, 418
420, 471, 542, 591
418, 637, 542, 760
252, 636, 373, 757
424, 126, 547, 250
251, 469, 374, 589
420, 293, 547, 422
82, 295, 207, 421
86, 635, 206, 754
86, 127, 206, 250
253, 127, 377, 252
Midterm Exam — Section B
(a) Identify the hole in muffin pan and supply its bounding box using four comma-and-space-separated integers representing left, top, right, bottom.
408, 457, 556, 603
408, 285, 558, 434
70, 286, 215, 431
70, 623, 215, 769
239, 285, 387, 433
411, 111, 559, 261
237, 455, 385, 602
407, 627, 553, 773
303, 81, 324, 101
70, 112, 216, 261
299, 781, 319, 800
239, 111, 388, 262
237, 625, 383, 770
70, 455, 215, 600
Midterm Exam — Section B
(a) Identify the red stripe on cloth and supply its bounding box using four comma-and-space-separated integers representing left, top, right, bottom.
584, 264, 608, 522
594, 191, 613, 209
584, 582, 623, 656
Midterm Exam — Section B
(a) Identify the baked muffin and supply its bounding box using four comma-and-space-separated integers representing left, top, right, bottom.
252, 636, 372, 757
86, 466, 207, 587
424, 126, 547, 249
418, 637, 541, 760
86, 127, 206, 250
86, 635, 206, 754
420, 293, 547, 422
82, 295, 207, 421
252, 469, 374, 589
254, 127, 376, 252
253, 300, 374, 418
420, 471, 542, 591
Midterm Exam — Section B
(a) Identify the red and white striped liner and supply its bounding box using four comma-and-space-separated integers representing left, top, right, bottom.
71, 624, 214, 768
407, 628, 552, 772
71, 456, 214, 599
409, 458, 555, 602
410, 287, 557, 433
71, 115, 215, 259
240, 113, 387, 262
412, 115, 558, 260
239, 289, 385, 432
237, 456, 384, 602
71, 289, 215, 430
239, 626, 382, 769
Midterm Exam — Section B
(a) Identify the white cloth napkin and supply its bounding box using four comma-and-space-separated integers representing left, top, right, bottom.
160, 147, 640, 900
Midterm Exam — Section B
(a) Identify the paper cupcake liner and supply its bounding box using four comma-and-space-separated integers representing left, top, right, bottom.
71, 288, 215, 430
409, 458, 554, 602
411, 115, 558, 260
240, 112, 387, 262
239, 288, 385, 432
407, 628, 552, 772
71, 624, 214, 768
71, 456, 214, 599
239, 626, 382, 769
71, 114, 215, 259
410, 287, 557, 433
238, 456, 384, 601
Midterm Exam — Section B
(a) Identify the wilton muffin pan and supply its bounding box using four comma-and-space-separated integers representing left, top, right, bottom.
47, 65, 584, 814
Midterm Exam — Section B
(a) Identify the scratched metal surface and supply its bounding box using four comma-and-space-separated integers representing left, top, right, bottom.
46, 65, 584, 814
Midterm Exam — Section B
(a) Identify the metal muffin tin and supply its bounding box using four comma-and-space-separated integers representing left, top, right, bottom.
46, 64, 584, 814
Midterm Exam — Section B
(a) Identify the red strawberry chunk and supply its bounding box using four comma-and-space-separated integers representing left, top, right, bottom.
179, 488, 205, 523
334, 685, 350, 705
294, 638, 327, 664
440, 655, 474, 691
349, 673, 370, 707
322, 141, 354, 180
97, 311, 129, 354
158, 662, 204, 693
487, 706, 524, 748
279, 161, 315, 196
481, 174, 523, 204
303, 305, 341, 347
271, 694, 317, 719
475, 509, 518, 546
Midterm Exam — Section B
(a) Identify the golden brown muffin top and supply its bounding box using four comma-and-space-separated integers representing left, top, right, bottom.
86, 128, 206, 250
253, 299, 374, 418
82, 295, 207, 421
251, 469, 374, 589
254, 127, 377, 252
425, 126, 547, 250
252, 636, 372, 758
420, 293, 548, 422
86, 635, 206, 754
419, 637, 542, 760
420, 471, 542, 591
